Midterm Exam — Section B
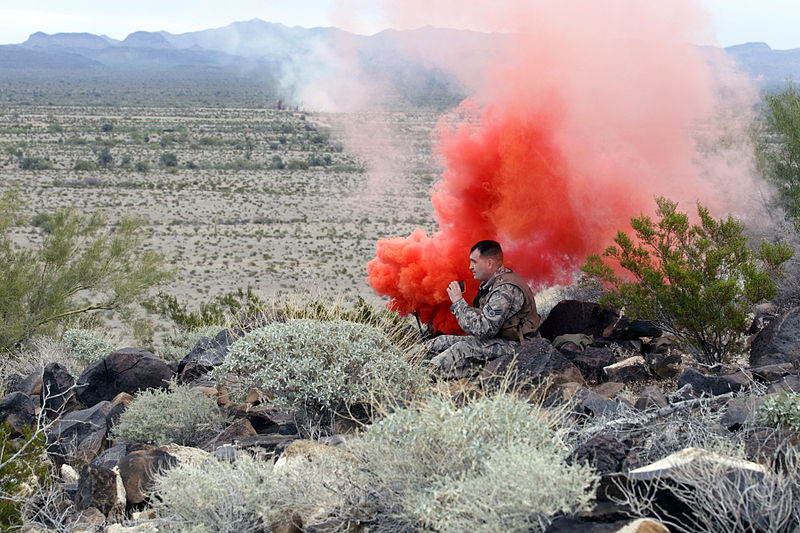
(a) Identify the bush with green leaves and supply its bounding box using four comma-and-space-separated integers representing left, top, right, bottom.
0, 423, 50, 530
0, 191, 172, 351
214, 318, 426, 432
61, 328, 113, 366
111, 381, 228, 447
150, 452, 287, 533
760, 393, 800, 430
282, 394, 598, 532
582, 196, 793, 365
758, 82, 800, 229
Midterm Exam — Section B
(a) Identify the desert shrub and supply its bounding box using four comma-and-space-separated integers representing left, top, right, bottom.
159, 152, 178, 167
147, 287, 265, 330
614, 447, 800, 533
758, 82, 800, 229
582, 196, 793, 365
0, 191, 171, 351
19, 157, 53, 170
111, 381, 227, 446
283, 395, 598, 532
0, 423, 50, 530
96, 147, 113, 168
151, 452, 286, 533
134, 161, 149, 173
214, 318, 426, 432
286, 159, 309, 170
160, 324, 223, 362
760, 393, 800, 430
72, 159, 96, 171
61, 328, 113, 366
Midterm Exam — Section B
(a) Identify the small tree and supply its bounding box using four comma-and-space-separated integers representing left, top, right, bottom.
0, 191, 172, 350
581, 197, 793, 365
758, 82, 800, 229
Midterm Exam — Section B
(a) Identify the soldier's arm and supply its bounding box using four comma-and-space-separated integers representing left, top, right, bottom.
450, 284, 524, 339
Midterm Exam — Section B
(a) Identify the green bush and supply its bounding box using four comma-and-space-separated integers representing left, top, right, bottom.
758, 82, 800, 229
147, 287, 264, 330
581, 196, 794, 365
284, 395, 598, 532
19, 157, 53, 170
134, 161, 150, 173
72, 159, 96, 171
160, 325, 223, 362
111, 381, 228, 446
151, 452, 285, 533
760, 393, 800, 429
62, 328, 114, 365
214, 319, 426, 432
159, 152, 178, 167
0, 191, 172, 351
0, 423, 50, 530
286, 159, 309, 170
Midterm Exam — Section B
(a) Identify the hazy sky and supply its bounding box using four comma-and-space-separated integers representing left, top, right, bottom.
0, 0, 799, 49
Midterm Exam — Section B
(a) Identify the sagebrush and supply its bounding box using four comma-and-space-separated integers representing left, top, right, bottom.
213, 318, 426, 433
111, 381, 228, 447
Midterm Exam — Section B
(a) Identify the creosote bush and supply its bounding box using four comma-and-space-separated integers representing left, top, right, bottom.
582, 196, 793, 365
214, 318, 427, 433
160, 324, 223, 362
61, 328, 113, 366
111, 381, 227, 447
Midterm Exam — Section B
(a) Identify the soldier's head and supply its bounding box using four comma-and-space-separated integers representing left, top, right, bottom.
469, 240, 503, 282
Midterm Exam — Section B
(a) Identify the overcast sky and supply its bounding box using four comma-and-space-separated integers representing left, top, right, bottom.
1, 0, 799, 49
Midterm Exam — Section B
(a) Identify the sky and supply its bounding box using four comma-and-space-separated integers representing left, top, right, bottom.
1, 0, 799, 49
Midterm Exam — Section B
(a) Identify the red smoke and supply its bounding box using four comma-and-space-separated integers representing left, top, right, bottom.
364, 1, 755, 333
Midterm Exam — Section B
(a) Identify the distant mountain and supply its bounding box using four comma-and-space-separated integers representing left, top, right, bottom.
3, 21, 800, 108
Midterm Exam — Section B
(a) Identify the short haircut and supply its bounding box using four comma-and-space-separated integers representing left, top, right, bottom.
470, 240, 503, 261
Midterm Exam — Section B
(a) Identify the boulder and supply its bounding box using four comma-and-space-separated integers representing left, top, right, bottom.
47, 401, 113, 466
76, 348, 172, 407
481, 338, 586, 390
539, 300, 619, 342
749, 363, 795, 384
42, 362, 76, 418
118, 448, 178, 505
603, 356, 650, 383
75, 463, 126, 519
593, 381, 626, 399
643, 345, 681, 379
177, 328, 234, 383
720, 396, 764, 432
749, 306, 800, 368
677, 367, 750, 396
634, 385, 669, 411
0, 391, 36, 437
201, 417, 258, 451
564, 346, 618, 383
16, 368, 43, 396
234, 434, 299, 457
568, 434, 639, 477
766, 375, 800, 394
2, 372, 24, 395
573, 387, 627, 417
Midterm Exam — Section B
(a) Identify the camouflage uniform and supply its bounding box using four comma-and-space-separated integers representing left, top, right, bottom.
425, 266, 535, 378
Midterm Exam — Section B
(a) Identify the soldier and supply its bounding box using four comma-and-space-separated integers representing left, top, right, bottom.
425, 240, 540, 378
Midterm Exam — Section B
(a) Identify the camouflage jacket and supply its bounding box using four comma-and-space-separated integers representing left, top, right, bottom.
450, 266, 526, 340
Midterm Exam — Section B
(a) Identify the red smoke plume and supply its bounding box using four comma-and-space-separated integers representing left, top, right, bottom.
364, 1, 754, 333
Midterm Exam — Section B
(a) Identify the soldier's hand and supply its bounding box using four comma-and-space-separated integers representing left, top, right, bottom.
446, 281, 463, 304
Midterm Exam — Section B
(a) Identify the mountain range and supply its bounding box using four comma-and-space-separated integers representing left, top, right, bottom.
1, 19, 798, 108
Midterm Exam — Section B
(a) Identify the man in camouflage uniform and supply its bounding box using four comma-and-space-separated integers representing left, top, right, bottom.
425, 240, 540, 378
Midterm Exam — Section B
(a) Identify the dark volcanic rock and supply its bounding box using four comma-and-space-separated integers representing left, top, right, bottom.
47, 401, 113, 466
677, 367, 751, 396
720, 396, 763, 431
76, 348, 172, 407
749, 306, 800, 368
539, 300, 619, 342
0, 391, 36, 437
42, 362, 76, 418
564, 347, 617, 383
634, 385, 669, 411
76, 463, 122, 517
118, 448, 177, 505
202, 418, 258, 451
603, 318, 662, 340
481, 338, 585, 389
